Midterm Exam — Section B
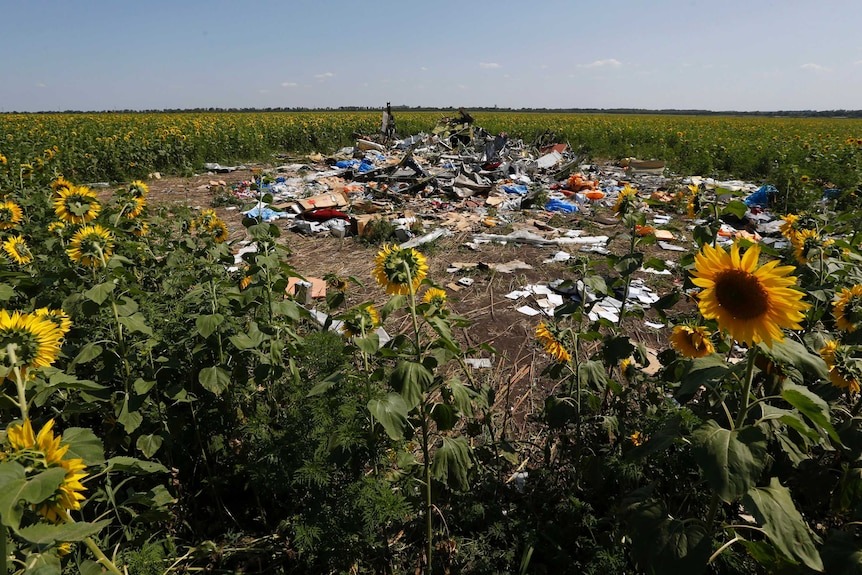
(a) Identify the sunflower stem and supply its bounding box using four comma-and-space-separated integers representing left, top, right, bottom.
7, 345, 28, 421
735, 346, 759, 428
404, 262, 433, 574
59, 510, 123, 575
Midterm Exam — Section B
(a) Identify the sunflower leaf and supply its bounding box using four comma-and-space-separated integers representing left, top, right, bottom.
431, 436, 472, 491
390, 360, 432, 411
368, 393, 409, 441
61, 427, 105, 465
198, 366, 231, 396
742, 478, 824, 572
82, 282, 115, 305
195, 313, 224, 338
0, 464, 66, 529
758, 339, 828, 381
692, 420, 768, 503
781, 382, 841, 445
16, 519, 111, 545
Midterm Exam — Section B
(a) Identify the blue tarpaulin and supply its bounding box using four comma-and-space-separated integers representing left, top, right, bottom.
545, 198, 579, 213
743, 184, 777, 207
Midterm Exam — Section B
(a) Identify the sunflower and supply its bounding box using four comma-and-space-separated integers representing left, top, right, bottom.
630, 431, 644, 446
819, 341, 861, 394
535, 322, 571, 363
20, 163, 33, 180
793, 229, 833, 264
691, 242, 809, 346
35, 308, 72, 337
239, 274, 253, 290
66, 225, 114, 267
129, 220, 149, 237
3, 235, 33, 265
0, 311, 62, 373
53, 186, 100, 224
613, 184, 638, 216
47, 221, 66, 235
670, 325, 715, 358
209, 219, 229, 243
373, 245, 428, 295
820, 340, 838, 366
128, 180, 149, 198
0, 200, 23, 230
2, 419, 88, 523
191, 208, 219, 231
122, 196, 146, 219
779, 214, 801, 243
834, 285, 862, 332
0, 153, 7, 166
341, 304, 380, 337
800, 175, 811, 184
51, 177, 73, 193
422, 287, 447, 307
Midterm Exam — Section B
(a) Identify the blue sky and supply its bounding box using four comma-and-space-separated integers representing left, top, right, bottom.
1, 0, 860, 112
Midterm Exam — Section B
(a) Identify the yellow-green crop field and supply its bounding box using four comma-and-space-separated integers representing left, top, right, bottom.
2, 112, 862, 195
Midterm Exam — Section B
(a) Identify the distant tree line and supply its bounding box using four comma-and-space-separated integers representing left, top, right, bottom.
5, 106, 862, 118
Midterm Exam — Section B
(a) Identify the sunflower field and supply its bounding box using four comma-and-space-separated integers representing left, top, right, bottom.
2, 111, 862, 209
1, 114, 862, 574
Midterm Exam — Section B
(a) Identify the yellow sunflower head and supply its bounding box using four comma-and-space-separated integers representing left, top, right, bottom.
51, 177, 74, 193
793, 229, 833, 264
341, 304, 380, 337
47, 221, 67, 235
191, 208, 219, 232
2, 419, 88, 523
630, 431, 644, 446
0, 200, 24, 230
128, 180, 149, 198
129, 220, 149, 237
779, 214, 800, 243
0, 311, 62, 374
20, 163, 34, 180
820, 340, 839, 366
819, 341, 861, 394
834, 285, 862, 333
800, 175, 811, 184
122, 196, 146, 219
422, 287, 447, 307
66, 224, 114, 268
613, 184, 639, 217
690, 241, 809, 346
0, 153, 7, 166
670, 325, 716, 358
535, 321, 571, 363
53, 186, 101, 225
209, 219, 229, 243
373, 245, 428, 295
239, 274, 253, 290
34, 308, 72, 337
3, 235, 33, 265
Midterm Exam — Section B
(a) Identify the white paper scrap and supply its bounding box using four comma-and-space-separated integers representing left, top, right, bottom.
516, 305, 541, 317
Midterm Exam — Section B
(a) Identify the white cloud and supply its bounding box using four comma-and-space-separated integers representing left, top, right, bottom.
479, 62, 501, 69
314, 72, 335, 79
36, 83, 47, 88
420, 66, 428, 71
579, 58, 622, 69
281, 81, 298, 87
854, 60, 862, 66
258, 89, 270, 94
801, 63, 831, 72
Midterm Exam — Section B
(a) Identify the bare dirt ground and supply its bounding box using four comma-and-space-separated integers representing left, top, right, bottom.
134, 167, 689, 438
